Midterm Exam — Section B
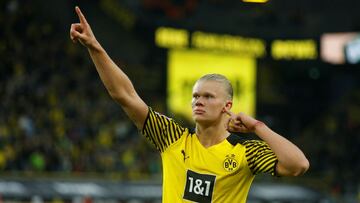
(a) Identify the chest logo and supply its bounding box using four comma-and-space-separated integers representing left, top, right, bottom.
183, 170, 215, 203
223, 154, 238, 172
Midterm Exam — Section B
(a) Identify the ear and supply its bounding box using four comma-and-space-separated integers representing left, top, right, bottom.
222, 101, 232, 112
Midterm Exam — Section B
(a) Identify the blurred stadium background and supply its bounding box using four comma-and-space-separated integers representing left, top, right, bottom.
0, 0, 359, 202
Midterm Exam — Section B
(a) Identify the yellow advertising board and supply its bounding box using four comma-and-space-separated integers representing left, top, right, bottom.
168, 49, 256, 122
271, 39, 317, 60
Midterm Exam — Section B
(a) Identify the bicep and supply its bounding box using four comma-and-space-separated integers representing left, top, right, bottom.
275, 160, 309, 177
120, 93, 149, 130
275, 161, 293, 176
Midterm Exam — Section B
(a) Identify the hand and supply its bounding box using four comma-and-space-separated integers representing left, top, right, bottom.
70, 6, 98, 49
225, 109, 263, 133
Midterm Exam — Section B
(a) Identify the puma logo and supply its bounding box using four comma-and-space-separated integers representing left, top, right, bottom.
181, 150, 190, 162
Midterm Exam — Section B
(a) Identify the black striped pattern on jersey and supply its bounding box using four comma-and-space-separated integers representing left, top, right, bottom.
244, 140, 278, 175
142, 108, 186, 152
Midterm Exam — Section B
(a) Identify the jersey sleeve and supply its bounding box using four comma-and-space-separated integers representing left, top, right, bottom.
141, 107, 186, 153
243, 140, 278, 176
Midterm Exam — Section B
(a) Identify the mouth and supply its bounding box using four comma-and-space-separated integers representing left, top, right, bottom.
193, 109, 205, 115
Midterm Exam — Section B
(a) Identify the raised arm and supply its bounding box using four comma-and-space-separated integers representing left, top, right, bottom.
70, 6, 148, 129
226, 110, 310, 177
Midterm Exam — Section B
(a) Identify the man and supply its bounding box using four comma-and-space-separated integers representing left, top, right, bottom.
70, 6, 309, 203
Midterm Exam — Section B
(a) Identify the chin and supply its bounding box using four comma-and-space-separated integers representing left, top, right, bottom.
193, 115, 210, 124
192, 115, 202, 122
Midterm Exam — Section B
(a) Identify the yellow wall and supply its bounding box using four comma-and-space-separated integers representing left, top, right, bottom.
167, 49, 256, 122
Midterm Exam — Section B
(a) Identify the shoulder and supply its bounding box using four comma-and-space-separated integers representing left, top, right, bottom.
145, 107, 192, 134
226, 133, 260, 146
145, 107, 176, 125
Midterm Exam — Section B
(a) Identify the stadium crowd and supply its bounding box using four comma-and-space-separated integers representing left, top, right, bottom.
0, 1, 161, 179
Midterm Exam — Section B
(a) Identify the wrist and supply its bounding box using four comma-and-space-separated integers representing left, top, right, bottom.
253, 120, 265, 131
88, 40, 102, 52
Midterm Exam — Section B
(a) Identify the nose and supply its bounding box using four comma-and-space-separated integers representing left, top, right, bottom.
193, 97, 204, 107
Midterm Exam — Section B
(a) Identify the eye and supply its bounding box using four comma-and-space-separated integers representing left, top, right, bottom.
192, 94, 200, 99
204, 94, 213, 99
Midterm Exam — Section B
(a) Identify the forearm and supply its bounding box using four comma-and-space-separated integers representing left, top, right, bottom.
254, 123, 309, 176
87, 43, 136, 104
70, 6, 136, 105
70, 6, 148, 129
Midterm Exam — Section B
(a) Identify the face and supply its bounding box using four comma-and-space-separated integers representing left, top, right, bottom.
192, 80, 232, 125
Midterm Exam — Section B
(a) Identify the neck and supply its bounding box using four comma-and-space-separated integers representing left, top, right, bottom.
195, 120, 230, 148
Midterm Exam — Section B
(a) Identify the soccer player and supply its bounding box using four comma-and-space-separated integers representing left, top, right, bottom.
70, 6, 309, 203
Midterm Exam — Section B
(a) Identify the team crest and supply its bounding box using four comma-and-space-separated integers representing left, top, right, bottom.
223, 154, 238, 172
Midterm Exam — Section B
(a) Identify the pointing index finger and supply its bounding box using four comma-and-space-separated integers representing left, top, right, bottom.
75, 6, 88, 24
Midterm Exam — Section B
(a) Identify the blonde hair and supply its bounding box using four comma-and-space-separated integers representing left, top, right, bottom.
197, 74, 233, 100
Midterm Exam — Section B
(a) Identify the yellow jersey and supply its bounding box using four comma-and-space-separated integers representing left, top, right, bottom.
142, 108, 278, 203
